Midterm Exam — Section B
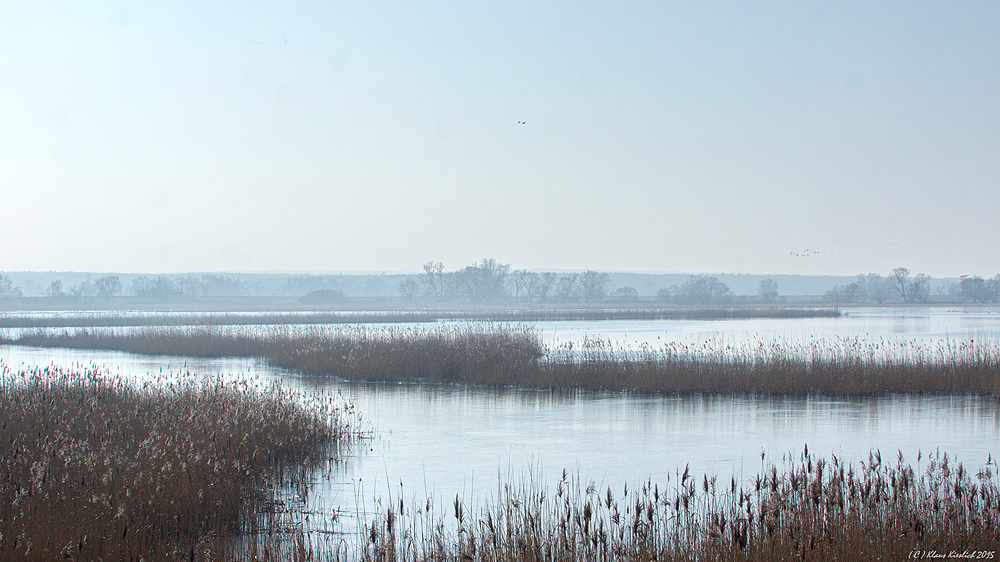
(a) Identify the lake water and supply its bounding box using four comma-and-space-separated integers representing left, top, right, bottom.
2, 306, 999, 541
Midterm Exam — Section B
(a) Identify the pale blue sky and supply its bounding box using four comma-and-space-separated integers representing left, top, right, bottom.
2, 1, 998, 276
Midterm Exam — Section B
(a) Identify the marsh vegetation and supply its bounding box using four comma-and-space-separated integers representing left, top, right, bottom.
359, 448, 999, 561
7, 324, 999, 396
0, 363, 358, 561
4, 313, 998, 559
4, 358, 995, 561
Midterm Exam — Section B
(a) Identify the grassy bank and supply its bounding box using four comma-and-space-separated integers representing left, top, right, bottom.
6, 325, 1000, 395
0, 305, 841, 329
358, 449, 999, 561
0, 363, 357, 561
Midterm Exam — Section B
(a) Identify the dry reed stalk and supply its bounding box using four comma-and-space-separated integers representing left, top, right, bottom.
356, 449, 999, 561
0, 363, 358, 561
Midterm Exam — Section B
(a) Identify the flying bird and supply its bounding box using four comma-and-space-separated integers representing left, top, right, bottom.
517, 121, 526, 125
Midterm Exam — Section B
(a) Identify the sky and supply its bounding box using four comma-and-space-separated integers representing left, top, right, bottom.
1, 1, 998, 277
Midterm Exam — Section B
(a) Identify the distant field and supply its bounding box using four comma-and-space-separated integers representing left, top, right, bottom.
0, 304, 842, 328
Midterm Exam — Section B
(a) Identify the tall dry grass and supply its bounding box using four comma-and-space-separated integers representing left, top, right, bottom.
358, 448, 999, 561
543, 335, 1000, 395
0, 363, 357, 561
7, 325, 1000, 395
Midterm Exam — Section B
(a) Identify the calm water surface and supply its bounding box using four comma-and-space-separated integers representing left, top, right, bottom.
2, 308, 999, 537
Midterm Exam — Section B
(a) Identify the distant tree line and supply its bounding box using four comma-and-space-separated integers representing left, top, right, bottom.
399, 261, 783, 306
129, 275, 279, 301
654, 276, 783, 305
0, 274, 258, 302
11, 276, 126, 300
1, 273, 373, 302
825, 269, 919, 304
951, 274, 1000, 303
822, 268, 1000, 304
398, 260, 634, 304
824, 268, 951, 304
657, 275, 732, 305
4, 267, 999, 305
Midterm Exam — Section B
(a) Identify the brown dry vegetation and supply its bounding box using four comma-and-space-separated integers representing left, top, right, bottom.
0, 363, 356, 561
2, 330, 998, 560
7, 325, 1000, 395
359, 448, 999, 561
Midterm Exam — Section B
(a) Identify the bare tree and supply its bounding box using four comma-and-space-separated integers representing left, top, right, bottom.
890, 267, 930, 303
69, 281, 94, 299
454, 258, 511, 303
910, 274, 931, 303
46, 280, 64, 298
676, 275, 731, 305
656, 285, 679, 303
857, 273, 892, 304
398, 278, 420, 303
529, 272, 558, 302
889, 268, 912, 302
825, 283, 864, 303
132, 276, 181, 301
95, 276, 122, 297
758, 279, 779, 303
578, 270, 613, 302
422, 262, 446, 301
959, 275, 990, 303
554, 274, 581, 302
989, 274, 1000, 303
0, 275, 22, 300
610, 286, 638, 303
509, 269, 532, 303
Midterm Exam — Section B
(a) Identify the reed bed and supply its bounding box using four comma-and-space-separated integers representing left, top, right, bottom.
0, 363, 358, 561
0, 306, 841, 329
6, 325, 999, 396
545, 335, 1000, 395
357, 448, 999, 561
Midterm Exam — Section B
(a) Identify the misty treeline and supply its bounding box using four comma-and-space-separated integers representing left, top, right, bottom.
19, 275, 262, 301
0, 275, 242, 301
0, 274, 380, 302
3, 265, 999, 305
399, 259, 780, 305
0, 276, 124, 300
825, 267, 1000, 304
396, 260, 633, 304
653, 276, 783, 305
0, 266, 782, 306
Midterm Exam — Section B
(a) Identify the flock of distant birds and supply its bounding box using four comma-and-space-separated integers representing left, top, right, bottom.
790, 250, 834, 258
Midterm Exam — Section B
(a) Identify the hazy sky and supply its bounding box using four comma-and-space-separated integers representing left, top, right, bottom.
2, 1, 998, 276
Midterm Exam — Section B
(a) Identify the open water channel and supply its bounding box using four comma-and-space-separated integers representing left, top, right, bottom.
2, 306, 999, 542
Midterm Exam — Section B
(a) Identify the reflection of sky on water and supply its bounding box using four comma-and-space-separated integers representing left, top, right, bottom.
6, 307, 1000, 361
535, 307, 1000, 349
3, 339, 998, 542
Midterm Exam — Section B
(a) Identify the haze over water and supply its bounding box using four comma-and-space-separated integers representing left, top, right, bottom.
4, 308, 998, 538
